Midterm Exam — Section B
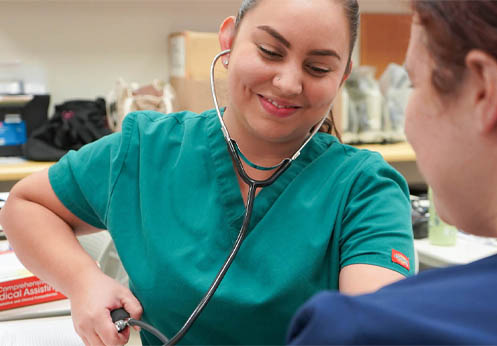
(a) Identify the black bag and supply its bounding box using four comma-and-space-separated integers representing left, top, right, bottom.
23, 98, 111, 161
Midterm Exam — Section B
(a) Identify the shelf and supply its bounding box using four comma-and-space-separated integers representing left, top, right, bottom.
354, 141, 416, 162
0, 160, 55, 181
0, 143, 414, 182
0, 95, 33, 106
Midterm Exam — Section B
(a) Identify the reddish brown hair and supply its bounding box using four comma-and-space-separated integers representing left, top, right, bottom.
412, 0, 497, 95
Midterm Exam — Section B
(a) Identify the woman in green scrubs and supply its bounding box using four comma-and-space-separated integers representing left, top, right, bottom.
0, 0, 415, 345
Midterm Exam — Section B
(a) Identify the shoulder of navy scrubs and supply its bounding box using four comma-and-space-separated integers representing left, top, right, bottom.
49, 108, 414, 345
287, 254, 497, 345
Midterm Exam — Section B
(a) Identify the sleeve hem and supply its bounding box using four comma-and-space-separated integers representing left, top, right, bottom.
49, 159, 107, 229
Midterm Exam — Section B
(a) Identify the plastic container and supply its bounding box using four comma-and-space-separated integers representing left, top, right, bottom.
428, 188, 458, 246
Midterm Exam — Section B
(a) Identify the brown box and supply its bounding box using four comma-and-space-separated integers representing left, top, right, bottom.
170, 77, 229, 114
168, 31, 226, 80
168, 30, 228, 113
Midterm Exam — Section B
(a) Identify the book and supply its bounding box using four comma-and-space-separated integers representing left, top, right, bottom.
0, 245, 66, 311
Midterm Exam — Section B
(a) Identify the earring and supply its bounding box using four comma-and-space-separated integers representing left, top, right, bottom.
223, 60, 229, 66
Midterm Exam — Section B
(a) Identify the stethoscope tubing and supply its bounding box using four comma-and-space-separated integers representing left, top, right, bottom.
112, 182, 261, 345
211, 49, 328, 164
164, 51, 296, 344
112, 48, 329, 345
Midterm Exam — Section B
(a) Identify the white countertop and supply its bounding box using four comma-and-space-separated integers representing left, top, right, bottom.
414, 233, 497, 268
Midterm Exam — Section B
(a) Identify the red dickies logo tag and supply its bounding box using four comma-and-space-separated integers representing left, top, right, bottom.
391, 249, 410, 271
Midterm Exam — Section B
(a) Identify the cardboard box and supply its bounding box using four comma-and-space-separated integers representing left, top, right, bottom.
169, 31, 227, 81
0, 248, 66, 311
170, 77, 229, 114
168, 30, 229, 113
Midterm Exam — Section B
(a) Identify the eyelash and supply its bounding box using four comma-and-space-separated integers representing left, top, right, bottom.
306, 65, 330, 75
258, 45, 331, 76
259, 45, 281, 58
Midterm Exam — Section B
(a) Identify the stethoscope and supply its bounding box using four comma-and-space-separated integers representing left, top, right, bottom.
111, 49, 328, 345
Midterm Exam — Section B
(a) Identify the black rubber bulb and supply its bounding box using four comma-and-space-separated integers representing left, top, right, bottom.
111, 308, 130, 323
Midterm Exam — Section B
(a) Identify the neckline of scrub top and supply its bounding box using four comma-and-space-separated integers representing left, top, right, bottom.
205, 108, 331, 236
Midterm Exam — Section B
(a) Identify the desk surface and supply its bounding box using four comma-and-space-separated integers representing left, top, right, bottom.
414, 233, 497, 268
354, 142, 416, 162
0, 142, 414, 182
0, 315, 83, 346
0, 159, 55, 181
0, 315, 142, 346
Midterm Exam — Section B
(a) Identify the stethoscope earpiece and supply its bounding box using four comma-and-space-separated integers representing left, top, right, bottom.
210, 49, 327, 167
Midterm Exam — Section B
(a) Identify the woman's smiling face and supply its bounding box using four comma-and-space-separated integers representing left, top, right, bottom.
221, 0, 351, 146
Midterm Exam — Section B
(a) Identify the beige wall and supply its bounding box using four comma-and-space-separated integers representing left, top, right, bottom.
0, 0, 409, 112
358, 0, 410, 13
0, 0, 421, 186
0, 1, 239, 110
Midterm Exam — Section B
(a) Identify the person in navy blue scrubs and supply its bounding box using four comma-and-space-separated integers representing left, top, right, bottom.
287, 1, 497, 344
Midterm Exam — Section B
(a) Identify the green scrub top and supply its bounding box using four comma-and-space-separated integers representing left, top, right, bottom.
49, 109, 414, 345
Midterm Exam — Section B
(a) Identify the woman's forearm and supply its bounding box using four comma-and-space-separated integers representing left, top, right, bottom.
0, 194, 101, 298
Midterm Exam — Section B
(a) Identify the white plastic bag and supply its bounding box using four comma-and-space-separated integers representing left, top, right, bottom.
379, 63, 412, 142
344, 66, 384, 143
106, 78, 175, 132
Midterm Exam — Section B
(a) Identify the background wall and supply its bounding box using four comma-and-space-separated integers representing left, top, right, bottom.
0, 0, 420, 190
0, 0, 239, 109
0, 0, 409, 112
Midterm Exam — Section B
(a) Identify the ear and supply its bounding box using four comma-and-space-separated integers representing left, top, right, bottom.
218, 16, 236, 67
466, 50, 497, 134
